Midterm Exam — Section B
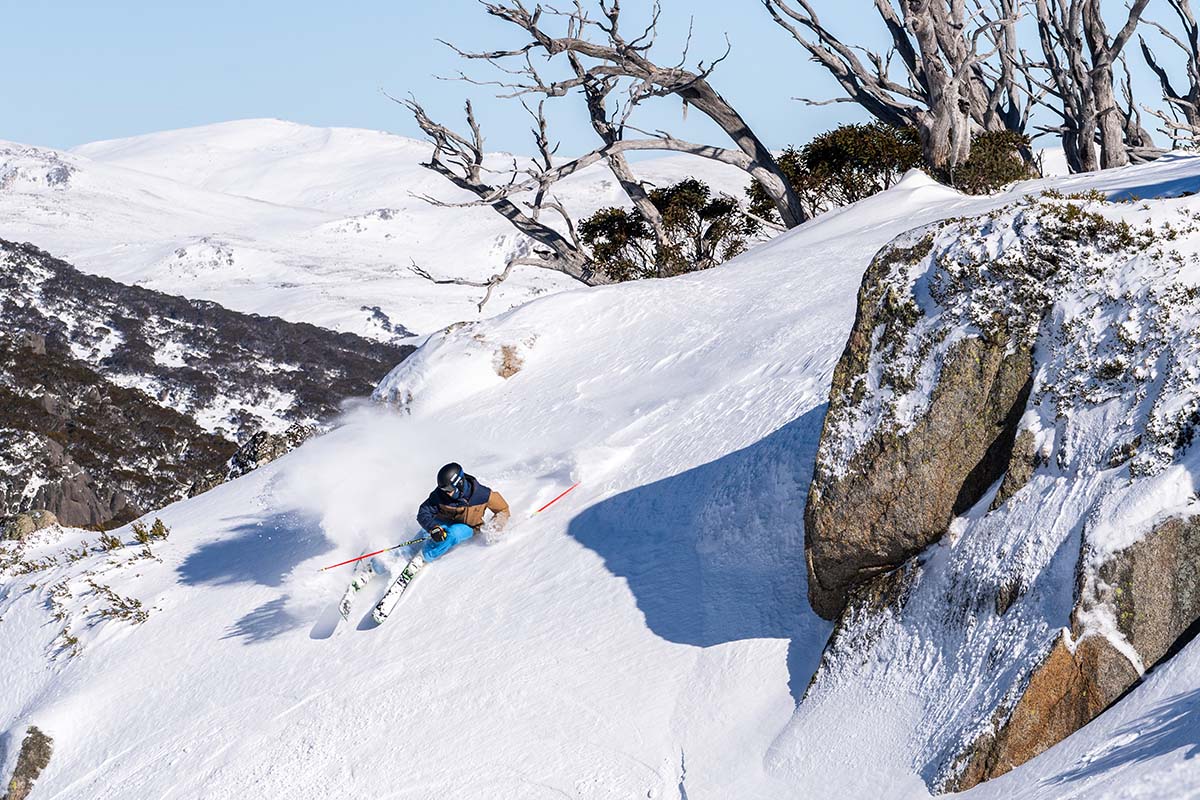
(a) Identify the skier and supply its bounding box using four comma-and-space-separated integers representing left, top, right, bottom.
416, 462, 510, 560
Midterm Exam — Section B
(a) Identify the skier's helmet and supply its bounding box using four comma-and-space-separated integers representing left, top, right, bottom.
437, 462, 466, 498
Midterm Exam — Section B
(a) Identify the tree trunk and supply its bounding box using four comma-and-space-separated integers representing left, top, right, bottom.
677, 81, 808, 228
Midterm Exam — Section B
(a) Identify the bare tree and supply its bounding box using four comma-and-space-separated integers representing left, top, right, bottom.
761, 0, 1032, 173
438, 0, 808, 228
1141, 0, 1200, 145
1027, 0, 1159, 172
403, 97, 604, 297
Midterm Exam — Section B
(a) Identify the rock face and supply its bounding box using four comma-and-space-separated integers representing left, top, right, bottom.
947, 514, 1200, 791
226, 424, 316, 481
0, 510, 58, 542
805, 234, 1035, 620
799, 194, 1200, 793
948, 633, 1137, 790
0, 240, 413, 527
1097, 515, 1200, 664
3, 726, 52, 800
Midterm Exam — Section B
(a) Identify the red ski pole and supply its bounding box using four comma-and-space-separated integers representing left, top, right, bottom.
535, 481, 580, 514
317, 535, 429, 572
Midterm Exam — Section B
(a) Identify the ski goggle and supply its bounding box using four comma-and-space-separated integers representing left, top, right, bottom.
440, 470, 464, 496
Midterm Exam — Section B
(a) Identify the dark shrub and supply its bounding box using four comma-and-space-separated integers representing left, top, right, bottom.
747, 123, 922, 222
581, 178, 759, 282
948, 130, 1039, 195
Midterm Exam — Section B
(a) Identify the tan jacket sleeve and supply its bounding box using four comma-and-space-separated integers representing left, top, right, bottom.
487, 490, 510, 529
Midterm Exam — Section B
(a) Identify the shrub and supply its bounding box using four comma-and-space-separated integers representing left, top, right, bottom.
581, 178, 759, 282
747, 123, 922, 221
131, 521, 151, 546
98, 532, 122, 550
750, 125, 1037, 220
150, 518, 170, 540
804, 123, 923, 205
948, 131, 1038, 195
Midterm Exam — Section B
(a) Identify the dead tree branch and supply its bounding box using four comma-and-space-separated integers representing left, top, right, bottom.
1026, 0, 1160, 171
1140, 0, 1200, 146
445, 0, 806, 227
762, 0, 1029, 172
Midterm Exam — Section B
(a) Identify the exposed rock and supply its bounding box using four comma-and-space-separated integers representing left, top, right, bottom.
807, 324, 1034, 620
0, 240, 414, 528
17, 332, 44, 355
226, 423, 316, 481
945, 633, 1137, 791
947, 514, 1200, 791
990, 429, 1038, 510
799, 195, 1196, 792
0, 509, 57, 541
494, 345, 524, 379
1095, 515, 1200, 667
994, 577, 1023, 617
3, 726, 52, 800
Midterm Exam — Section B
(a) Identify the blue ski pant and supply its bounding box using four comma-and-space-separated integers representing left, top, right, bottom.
422, 521, 474, 561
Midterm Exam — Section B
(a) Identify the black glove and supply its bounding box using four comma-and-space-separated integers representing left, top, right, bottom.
429, 526, 448, 543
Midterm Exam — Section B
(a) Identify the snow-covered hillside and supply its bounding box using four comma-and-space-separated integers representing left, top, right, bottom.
0, 119, 749, 340
6, 143, 1200, 798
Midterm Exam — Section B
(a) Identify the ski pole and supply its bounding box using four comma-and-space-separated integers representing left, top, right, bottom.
317, 535, 429, 572
534, 481, 580, 514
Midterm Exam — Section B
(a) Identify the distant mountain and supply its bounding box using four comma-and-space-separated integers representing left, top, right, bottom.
0, 120, 751, 340
0, 239, 412, 528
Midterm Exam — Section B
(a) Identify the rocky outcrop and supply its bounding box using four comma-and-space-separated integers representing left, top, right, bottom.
1097, 515, 1200, 664
0, 240, 414, 527
3, 726, 52, 800
225, 424, 316, 481
800, 195, 1200, 793
805, 235, 1036, 620
946, 633, 1136, 791
0, 510, 57, 542
946, 514, 1200, 791
990, 428, 1039, 510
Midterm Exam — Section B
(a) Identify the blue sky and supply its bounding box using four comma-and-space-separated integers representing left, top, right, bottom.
0, 0, 872, 153
0, 1, 1175, 155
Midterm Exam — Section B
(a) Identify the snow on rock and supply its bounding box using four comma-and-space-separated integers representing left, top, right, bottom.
795, 184, 1200, 793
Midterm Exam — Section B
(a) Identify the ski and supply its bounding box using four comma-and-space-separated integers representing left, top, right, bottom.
372, 553, 427, 624
338, 556, 380, 620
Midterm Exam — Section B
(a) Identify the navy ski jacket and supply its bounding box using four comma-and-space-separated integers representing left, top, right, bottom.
417, 474, 494, 531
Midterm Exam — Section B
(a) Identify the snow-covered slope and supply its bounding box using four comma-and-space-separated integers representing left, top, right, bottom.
0, 120, 749, 340
6, 152, 1200, 798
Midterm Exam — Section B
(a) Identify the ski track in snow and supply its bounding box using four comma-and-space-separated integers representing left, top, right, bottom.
3, 124, 1200, 797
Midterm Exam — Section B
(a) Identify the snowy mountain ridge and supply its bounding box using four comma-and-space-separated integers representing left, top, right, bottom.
0, 119, 751, 342
5, 125, 1200, 797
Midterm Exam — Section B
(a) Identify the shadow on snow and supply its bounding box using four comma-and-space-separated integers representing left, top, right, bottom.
566, 405, 833, 703
177, 511, 329, 588
1049, 687, 1200, 786
178, 511, 332, 643
222, 597, 302, 644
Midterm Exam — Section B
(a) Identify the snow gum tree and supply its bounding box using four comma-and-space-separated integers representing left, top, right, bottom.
400, 0, 808, 306
761, 0, 1033, 174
